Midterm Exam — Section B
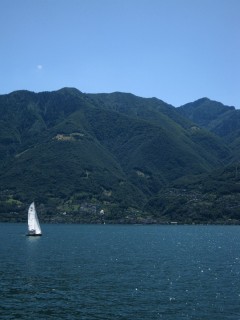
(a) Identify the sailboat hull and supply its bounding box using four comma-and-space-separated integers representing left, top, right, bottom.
26, 233, 42, 237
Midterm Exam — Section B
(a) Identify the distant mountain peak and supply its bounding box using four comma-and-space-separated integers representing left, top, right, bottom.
56, 87, 82, 95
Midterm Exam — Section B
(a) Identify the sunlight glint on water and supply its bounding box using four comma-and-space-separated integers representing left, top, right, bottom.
1, 223, 240, 319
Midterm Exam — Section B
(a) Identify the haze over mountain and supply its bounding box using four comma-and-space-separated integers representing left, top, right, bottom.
0, 88, 239, 224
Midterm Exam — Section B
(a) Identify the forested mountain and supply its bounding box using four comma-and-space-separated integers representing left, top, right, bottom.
178, 98, 240, 141
177, 98, 240, 161
0, 88, 239, 224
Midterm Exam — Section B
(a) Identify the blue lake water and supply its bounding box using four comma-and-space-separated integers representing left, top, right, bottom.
1, 223, 240, 320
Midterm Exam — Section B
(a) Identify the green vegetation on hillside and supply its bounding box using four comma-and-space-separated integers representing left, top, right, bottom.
0, 88, 239, 224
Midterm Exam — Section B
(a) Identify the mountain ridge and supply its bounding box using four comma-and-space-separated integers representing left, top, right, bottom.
0, 88, 239, 224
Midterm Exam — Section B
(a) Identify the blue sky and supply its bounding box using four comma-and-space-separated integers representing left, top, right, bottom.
1, 0, 239, 107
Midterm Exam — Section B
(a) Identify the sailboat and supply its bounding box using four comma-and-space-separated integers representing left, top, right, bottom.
27, 202, 42, 236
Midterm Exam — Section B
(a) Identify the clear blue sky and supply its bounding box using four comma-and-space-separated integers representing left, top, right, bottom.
1, 0, 239, 107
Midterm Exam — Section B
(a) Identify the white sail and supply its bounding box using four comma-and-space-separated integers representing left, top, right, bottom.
28, 202, 42, 235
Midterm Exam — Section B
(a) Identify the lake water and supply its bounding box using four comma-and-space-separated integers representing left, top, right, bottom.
1, 223, 240, 320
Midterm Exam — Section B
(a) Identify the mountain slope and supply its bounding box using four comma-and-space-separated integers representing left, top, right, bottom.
0, 88, 236, 223
177, 98, 240, 140
177, 98, 240, 161
88, 93, 230, 168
